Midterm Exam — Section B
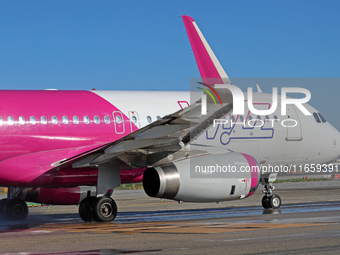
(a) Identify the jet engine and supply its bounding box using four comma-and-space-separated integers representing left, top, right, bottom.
143, 152, 260, 202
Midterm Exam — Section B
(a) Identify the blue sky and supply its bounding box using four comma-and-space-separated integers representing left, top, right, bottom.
0, 1, 340, 127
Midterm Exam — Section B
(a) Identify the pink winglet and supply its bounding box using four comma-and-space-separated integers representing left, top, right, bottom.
182, 15, 223, 86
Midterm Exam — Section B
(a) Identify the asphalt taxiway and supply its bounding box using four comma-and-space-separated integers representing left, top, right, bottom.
0, 180, 340, 254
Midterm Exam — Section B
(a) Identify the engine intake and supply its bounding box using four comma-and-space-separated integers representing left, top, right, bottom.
143, 163, 180, 199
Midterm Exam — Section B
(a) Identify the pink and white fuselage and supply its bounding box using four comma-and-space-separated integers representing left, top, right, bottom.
0, 90, 190, 188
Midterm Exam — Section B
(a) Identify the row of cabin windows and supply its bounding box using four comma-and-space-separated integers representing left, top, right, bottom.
0, 115, 163, 125
231, 115, 280, 123
0, 113, 325, 126
147, 116, 161, 123
127, 115, 161, 124
234, 113, 327, 124
0, 115, 120, 125
313, 112, 327, 123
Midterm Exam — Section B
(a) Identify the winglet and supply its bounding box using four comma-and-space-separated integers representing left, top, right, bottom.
256, 84, 263, 93
182, 15, 231, 86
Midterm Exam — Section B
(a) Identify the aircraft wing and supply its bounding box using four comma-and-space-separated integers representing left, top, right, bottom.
53, 99, 232, 170
55, 15, 237, 170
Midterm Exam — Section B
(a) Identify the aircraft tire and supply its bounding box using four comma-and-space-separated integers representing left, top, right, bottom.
79, 196, 96, 222
269, 194, 281, 209
4, 198, 28, 220
0, 198, 8, 216
93, 196, 117, 222
261, 196, 271, 209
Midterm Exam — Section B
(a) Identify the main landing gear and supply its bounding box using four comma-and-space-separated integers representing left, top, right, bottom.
79, 196, 117, 222
261, 173, 281, 209
78, 161, 121, 222
0, 187, 28, 220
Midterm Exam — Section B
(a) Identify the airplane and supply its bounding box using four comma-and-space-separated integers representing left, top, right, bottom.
0, 15, 339, 222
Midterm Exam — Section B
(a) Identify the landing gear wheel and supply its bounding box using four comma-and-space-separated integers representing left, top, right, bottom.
269, 194, 281, 209
4, 198, 28, 220
261, 173, 281, 210
93, 197, 117, 222
261, 196, 270, 209
79, 196, 96, 222
262, 195, 281, 209
0, 198, 8, 216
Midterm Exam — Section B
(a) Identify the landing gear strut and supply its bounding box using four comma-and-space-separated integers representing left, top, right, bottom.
79, 196, 117, 222
78, 161, 120, 222
261, 173, 281, 209
0, 187, 28, 220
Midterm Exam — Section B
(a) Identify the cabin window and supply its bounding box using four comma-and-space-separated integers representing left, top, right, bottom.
274, 115, 278, 122
52, 116, 58, 124
132, 116, 137, 123
94, 116, 100, 124
156, 116, 161, 120
62, 116, 69, 124
41, 116, 47, 125
115, 115, 122, 124
73, 116, 79, 124
257, 115, 261, 120
30, 116, 36, 125
19, 116, 25, 125
147, 116, 152, 123
84, 116, 90, 124
231, 116, 235, 123
104, 115, 110, 124
313, 113, 321, 123
247, 115, 254, 126
239, 116, 244, 122
8, 116, 14, 125
318, 113, 327, 123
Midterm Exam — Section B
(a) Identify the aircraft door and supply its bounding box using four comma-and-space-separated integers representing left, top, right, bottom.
286, 105, 302, 141
129, 111, 140, 132
112, 111, 125, 134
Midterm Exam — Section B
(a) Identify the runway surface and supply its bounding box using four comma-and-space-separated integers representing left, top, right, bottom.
1, 180, 340, 254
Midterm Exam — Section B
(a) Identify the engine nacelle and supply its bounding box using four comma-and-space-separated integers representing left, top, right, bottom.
19, 186, 96, 205
143, 152, 260, 202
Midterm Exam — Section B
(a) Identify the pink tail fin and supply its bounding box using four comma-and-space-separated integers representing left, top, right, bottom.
182, 15, 231, 86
